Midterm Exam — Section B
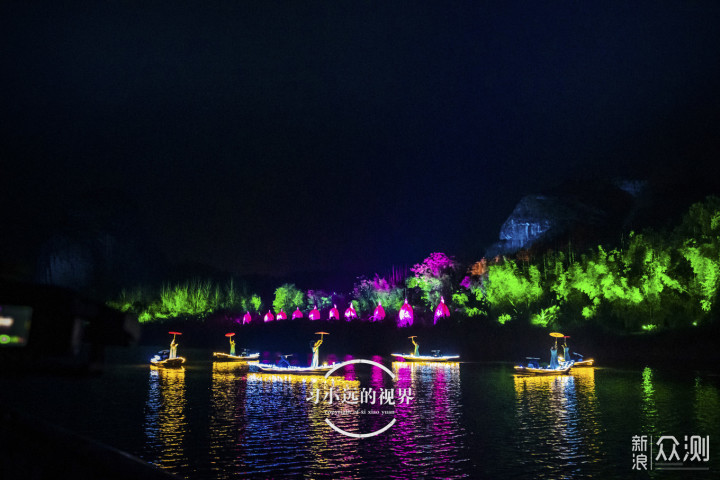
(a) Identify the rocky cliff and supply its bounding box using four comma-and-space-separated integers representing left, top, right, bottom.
485, 178, 647, 257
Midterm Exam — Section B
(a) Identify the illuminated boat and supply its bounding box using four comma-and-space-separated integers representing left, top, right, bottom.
557, 354, 594, 367
151, 331, 186, 368
569, 357, 594, 367
150, 349, 186, 368
513, 363, 572, 375
213, 352, 260, 362
256, 362, 333, 375
391, 353, 460, 362
514, 332, 574, 375
212, 332, 259, 362
557, 335, 595, 367
255, 332, 336, 375
391, 336, 460, 362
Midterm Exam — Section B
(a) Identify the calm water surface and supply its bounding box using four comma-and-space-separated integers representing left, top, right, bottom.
2, 347, 719, 479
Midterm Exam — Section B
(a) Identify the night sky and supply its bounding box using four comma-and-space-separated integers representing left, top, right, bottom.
2, 1, 720, 279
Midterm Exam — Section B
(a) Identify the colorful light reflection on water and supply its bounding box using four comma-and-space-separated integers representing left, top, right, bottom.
513, 368, 604, 477
144, 366, 188, 471
141, 359, 469, 478
4, 349, 720, 479
129, 359, 720, 479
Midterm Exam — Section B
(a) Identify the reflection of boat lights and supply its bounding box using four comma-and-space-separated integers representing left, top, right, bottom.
513, 373, 573, 388
144, 364, 187, 470
150, 364, 185, 372
392, 361, 460, 368
247, 372, 360, 387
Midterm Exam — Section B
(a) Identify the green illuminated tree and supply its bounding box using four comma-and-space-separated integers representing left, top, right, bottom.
273, 283, 305, 313
307, 289, 332, 310
484, 259, 543, 319
352, 276, 404, 315
250, 293, 262, 312
677, 197, 720, 318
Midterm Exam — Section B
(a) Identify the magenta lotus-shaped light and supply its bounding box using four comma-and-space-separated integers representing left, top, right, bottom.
292, 308, 304, 320
344, 303, 357, 320
398, 298, 414, 327
372, 301, 385, 322
434, 296, 451, 324
276, 309, 287, 320
309, 306, 321, 321
329, 304, 340, 320
242, 311, 252, 325
264, 310, 274, 322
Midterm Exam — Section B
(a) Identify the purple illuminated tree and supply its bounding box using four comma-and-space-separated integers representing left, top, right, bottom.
407, 252, 458, 308
307, 290, 332, 310
352, 275, 404, 318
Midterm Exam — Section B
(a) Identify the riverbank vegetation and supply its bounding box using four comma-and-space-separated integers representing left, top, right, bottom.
108, 197, 720, 333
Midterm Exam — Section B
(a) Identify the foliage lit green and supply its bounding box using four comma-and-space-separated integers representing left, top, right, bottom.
272, 283, 305, 314
469, 197, 720, 330
108, 278, 259, 323
108, 198, 720, 331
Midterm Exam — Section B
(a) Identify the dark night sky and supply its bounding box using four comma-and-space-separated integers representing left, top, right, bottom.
2, 1, 720, 278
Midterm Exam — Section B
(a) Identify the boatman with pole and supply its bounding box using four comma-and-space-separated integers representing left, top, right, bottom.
168, 331, 182, 359
410, 336, 419, 356
549, 332, 564, 369
311, 332, 328, 368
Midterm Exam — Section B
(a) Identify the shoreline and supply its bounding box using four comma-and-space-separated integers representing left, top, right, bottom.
136, 317, 720, 371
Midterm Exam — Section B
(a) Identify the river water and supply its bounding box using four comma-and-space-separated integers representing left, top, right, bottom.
2, 347, 719, 479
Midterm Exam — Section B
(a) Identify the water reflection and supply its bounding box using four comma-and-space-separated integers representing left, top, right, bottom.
391, 362, 468, 479
61, 356, 720, 478
694, 375, 719, 435
640, 367, 659, 434
209, 362, 248, 479
202, 361, 469, 478
242, 373, 362, 478
513, 368, 602, 477
144, 366, 188, 471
